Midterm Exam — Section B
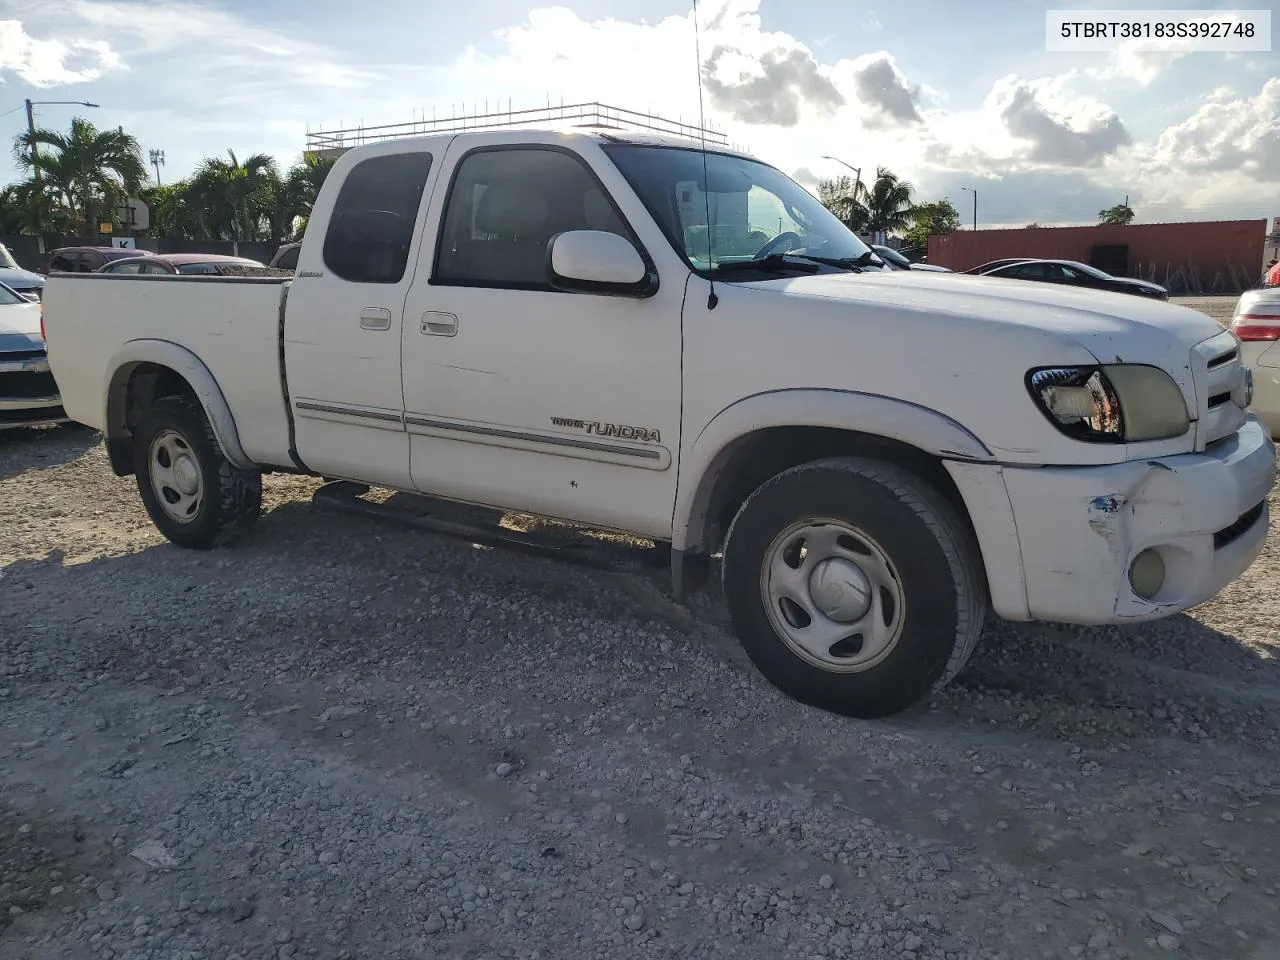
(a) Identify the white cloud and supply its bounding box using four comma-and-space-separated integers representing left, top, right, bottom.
0, 18, 123, 87
1140, 78, 1280, 183
987, 74, 1131, 166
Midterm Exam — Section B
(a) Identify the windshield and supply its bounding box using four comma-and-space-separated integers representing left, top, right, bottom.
0, 245, 21, 271
603, 144, 872, 275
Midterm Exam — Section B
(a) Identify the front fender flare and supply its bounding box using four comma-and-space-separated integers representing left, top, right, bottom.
671, 388, 993, 552
105, 339, 255, 471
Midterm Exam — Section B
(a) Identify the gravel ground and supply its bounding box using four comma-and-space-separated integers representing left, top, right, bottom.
3, 405, 1278, 960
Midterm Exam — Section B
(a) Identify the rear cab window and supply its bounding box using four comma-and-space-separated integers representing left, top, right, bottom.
322, 153, 433, 284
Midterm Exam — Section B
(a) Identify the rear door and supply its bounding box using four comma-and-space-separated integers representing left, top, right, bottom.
283, 146, 441, 487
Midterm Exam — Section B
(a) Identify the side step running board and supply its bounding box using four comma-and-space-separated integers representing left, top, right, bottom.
310, 480, 666, 571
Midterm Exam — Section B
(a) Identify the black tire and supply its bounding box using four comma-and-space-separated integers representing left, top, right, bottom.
132, 395, 262, 549
722, 456, 986, 719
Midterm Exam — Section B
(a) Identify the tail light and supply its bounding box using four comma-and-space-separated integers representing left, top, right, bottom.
39, 300, 45, 340
1231, 313, 1280, 342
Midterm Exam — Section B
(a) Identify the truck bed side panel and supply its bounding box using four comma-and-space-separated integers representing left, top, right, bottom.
43, 275, 292, 466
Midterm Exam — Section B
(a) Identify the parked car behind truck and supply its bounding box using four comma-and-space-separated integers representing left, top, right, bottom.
41, 129, 1275, 719
0, 282, 66, 429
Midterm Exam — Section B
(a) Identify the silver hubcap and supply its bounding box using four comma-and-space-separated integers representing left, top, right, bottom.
148, 429, 204, 523
761, 520, 906, 673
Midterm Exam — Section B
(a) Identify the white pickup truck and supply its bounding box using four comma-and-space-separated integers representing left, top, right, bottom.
42, 129, 1275, 718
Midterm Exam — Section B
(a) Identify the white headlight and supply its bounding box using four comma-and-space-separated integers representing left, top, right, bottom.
1028, 364, 1189, 443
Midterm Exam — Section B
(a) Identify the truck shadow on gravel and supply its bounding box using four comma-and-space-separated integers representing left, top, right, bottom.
0, 425, 100, 481
5, 491, 1278, 755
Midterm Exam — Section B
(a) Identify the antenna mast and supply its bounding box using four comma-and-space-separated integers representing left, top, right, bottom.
692, 0, 718, 309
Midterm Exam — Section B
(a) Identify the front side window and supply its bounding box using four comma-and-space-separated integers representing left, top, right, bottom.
105, 261, 143, 274
603, 144, 873, 275
323, 152, 433, 284
434, 147, 631, 289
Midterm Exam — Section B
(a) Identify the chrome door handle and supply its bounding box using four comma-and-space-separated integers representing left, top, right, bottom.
360, 307, 392, 331
422, 311, 458, 337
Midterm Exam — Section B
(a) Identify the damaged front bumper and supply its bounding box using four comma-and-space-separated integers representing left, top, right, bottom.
948, 416, 1276, 624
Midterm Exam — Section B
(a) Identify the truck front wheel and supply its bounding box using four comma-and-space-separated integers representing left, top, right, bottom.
722, 456, 986, 719
132, 396, 262, 549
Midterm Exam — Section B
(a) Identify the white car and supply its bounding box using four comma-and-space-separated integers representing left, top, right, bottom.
0, 281, 65, 429
40, 129, 1275, 719
1231, 286, 1280, 438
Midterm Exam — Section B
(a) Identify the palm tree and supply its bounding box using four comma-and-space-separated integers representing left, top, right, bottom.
863, 167, 914, 236
186, 150, 281, 242
280, 155, 336, 239
141, 182, 207, 239
13, 117, 146, 235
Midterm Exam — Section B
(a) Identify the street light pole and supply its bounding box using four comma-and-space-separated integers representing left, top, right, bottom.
149, 149, 166, 186
822, 154, 862, 202
961, 186, 978, 231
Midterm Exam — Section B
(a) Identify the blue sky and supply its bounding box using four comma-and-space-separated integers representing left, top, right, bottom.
1, 0, 1276, 226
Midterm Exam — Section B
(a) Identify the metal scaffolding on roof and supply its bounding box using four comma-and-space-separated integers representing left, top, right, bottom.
304, 101, 735, 160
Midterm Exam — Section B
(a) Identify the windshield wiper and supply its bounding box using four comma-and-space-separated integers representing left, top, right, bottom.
711, 252, 867, 275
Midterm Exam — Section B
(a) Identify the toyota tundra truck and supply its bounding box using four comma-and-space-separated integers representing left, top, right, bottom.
40, 129, 1276, 719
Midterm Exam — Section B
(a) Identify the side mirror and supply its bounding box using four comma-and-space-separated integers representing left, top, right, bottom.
546, 230, 657, 298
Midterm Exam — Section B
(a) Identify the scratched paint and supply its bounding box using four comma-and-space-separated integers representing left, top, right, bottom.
1089, 495, 1123, 513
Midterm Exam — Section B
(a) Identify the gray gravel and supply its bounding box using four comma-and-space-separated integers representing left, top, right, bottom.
2, 424, 1279, 960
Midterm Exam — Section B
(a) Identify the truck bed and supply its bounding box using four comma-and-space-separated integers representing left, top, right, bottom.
42, 274, 294, 465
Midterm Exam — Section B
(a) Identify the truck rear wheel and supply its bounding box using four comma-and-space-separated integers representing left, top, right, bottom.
722, 456, 986, 719
132, 396, 262, 549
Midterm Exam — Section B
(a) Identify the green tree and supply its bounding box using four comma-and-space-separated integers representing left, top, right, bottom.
902, 199, 961, 250
140, 181, 207, 239
12, 117, 146, 234
817, 175, 868, 233
864, 167, 914, 236
185, 150, 281, 242
1098, 203, 1134, 225
281, 154, 336, 239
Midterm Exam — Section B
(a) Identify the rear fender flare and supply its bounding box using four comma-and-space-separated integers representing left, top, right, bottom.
105, 339, 255, 471
672, 388, 993, 552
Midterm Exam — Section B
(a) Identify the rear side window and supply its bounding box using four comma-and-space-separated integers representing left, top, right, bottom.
323, 152, 432, 284
49, 252, 78, 272
276, 246, 299, 270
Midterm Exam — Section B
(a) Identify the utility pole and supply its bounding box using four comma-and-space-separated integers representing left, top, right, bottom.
24, 99, 39, 187
962, 186, 978, 231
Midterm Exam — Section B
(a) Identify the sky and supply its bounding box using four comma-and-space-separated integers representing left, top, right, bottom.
0, 0, 1277, 227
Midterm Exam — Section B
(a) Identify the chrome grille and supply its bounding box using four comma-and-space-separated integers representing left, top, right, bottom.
1192, 330, 1249, 448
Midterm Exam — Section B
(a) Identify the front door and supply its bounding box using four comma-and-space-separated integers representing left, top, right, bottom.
400, 136, 686, 540
283, 148, 439, 488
